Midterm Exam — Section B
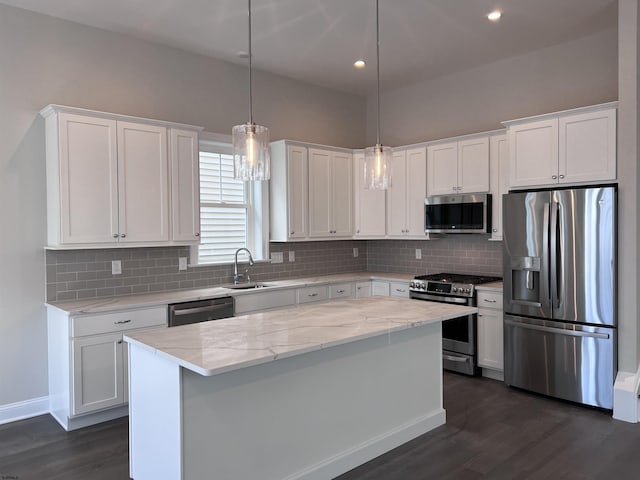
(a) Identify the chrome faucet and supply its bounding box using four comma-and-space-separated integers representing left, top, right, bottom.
233, 248, 254, 284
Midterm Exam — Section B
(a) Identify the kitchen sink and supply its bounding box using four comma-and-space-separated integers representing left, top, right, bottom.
221, 282, 274, 290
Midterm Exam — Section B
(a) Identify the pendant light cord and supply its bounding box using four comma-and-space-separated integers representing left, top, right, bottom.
248, 0, 253, 125
375, 0, 381, 147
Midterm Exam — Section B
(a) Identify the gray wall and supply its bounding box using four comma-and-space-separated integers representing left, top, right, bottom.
368, 28, 618, 146
0, 4, 365, 407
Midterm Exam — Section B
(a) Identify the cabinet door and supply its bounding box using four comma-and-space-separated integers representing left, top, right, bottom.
330, 152, 353, 236
405, 147, 427, 236
170, 128, 200, 242
559, 108, 616, 184
72, 332, 124, 415
355, 281, 372, 297
489, 135, 508, 240
387, 151, 408, 236
427, 142, 458, 195
308, 149, 331, 237
477, 308, 504, 371
354, 154, 386, 237
371, 281, 390, 296
458, 136, 490, 193
58, 113, 118, 244
287, 145, 308, 239
390, 282, 410, 298
508, 119, 559, 188
117, 121, 169, 243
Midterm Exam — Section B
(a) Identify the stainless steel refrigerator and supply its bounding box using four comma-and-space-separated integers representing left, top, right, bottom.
503, 185, 616, 409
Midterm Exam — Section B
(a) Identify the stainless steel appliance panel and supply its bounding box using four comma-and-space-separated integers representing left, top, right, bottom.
168, 297, 234, 327
502, 191, 552, 319
552, 188, 616, 326
504, 314, 616, 409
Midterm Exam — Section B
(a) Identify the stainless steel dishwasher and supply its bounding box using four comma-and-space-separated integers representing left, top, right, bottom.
168, 296, 234, 327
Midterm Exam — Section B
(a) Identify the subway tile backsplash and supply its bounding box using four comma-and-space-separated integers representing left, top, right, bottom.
45, 241, 367, 302
45, 236, 502, 302
366, 236, 502, 277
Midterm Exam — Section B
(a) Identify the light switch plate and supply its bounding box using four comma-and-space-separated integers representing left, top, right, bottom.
415, 249, 422, 259
271, 252, 283, 264
353, 248, 359, 258
288, 251, 295, 262
178, 257, 188, 271
112, 260, 122, 275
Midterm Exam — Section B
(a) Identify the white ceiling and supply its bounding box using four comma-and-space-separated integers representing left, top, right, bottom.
1, 0, 618, 96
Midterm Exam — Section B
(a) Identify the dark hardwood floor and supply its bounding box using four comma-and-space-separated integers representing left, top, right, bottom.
2, 373, 639, 480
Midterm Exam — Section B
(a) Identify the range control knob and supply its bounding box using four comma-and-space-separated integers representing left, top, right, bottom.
452, 287, 458, 293
420, 283, 426, 290
410, 281, 416, 288
465, 288, 471, 293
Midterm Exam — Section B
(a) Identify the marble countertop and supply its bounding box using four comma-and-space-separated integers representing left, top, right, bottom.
124, 296, 476, 377
46, 272, 414, 315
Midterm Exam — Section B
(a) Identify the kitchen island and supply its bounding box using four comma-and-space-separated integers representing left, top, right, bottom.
124, 296, 475, 480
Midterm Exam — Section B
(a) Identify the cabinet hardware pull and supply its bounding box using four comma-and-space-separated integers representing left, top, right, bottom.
117, 340, 123, 344
559, 174, 565, 179
483, 299, 497, 303
195, 232, 200, 237
120, 233, 126, 238
478, 314, 484, 317
492, 228, 497, 232
114, 319, 132, 324
308, 293, 318, 297
112, 234, 119, 238
336, 289, 345, 293
552, 175, 558, 179
290, 231, 294, 235
396, 288, 405, 292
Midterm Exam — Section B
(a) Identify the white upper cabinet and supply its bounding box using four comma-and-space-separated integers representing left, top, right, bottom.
116, 121, 169, 243
387, 147, 427, 238
505, 103, 616, 188
41, 105, 202, 248
353, 152, 386, 238
427, 136, 490, 195
308, 148, 353, 238
170, 128, 201, 242
489, 133, 509, 241
270, 142, 309, 241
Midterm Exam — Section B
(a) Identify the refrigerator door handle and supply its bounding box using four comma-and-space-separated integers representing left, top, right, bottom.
550, 202, 560, 309
504, 319, 610, 339
542, 202, 551, 304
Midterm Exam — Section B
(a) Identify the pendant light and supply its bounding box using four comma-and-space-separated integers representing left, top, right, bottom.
232, 0, 270, 181
364, 0, 391, 190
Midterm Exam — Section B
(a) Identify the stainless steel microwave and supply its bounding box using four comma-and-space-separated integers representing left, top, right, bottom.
424, 193, 492, 234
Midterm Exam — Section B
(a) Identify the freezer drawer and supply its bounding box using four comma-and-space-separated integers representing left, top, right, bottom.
504, 314, 616, 409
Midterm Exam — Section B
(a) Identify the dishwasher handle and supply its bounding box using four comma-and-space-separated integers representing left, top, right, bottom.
172, 303, 232, 316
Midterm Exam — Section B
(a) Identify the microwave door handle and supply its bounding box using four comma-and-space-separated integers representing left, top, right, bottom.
550, 202, 560, 309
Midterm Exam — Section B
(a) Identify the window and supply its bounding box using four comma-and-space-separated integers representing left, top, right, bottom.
193, 133, 268, 265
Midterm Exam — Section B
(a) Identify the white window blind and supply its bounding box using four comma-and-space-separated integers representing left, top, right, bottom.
198, 151, 249, 264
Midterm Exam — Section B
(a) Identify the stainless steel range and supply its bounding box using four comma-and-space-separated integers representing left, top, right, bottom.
410, 273, 501, 376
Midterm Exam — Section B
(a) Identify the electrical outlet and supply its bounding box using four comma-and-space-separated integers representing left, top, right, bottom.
111, 260, 122, 275
271, 252, 284, 264
415, 249, 422, 260
353, 248, 359, 258
288, 251, 295, 262
178, 257, 188, 271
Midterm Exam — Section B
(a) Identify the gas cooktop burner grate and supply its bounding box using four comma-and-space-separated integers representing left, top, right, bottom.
414, 273, 501, 285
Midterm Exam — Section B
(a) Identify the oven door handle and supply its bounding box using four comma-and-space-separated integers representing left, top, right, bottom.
412, 293, 469, 304
443, 355, 469, 363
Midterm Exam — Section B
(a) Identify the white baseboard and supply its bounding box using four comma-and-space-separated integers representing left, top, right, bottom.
613, 365, 640, 423
0, 396, 49, 425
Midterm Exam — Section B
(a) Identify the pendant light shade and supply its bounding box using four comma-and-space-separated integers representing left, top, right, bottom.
364, 0, 390, 190
232, 0, 270, 181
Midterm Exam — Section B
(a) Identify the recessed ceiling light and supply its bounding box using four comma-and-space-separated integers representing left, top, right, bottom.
353, 59, 366, 69
487, 10, 502, 22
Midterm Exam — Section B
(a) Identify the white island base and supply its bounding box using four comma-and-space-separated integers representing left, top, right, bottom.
126, 297, 474, 480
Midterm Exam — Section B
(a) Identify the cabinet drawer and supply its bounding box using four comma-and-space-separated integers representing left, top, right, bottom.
390, 282, 410, 298
477, 291, 503, 310
329, 283, 353, 299
297, 286, 329, 304
72, 306, 167, 337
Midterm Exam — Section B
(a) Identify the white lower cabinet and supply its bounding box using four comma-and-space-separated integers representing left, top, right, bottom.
47, 305, 167, 431
477, 290, 504, 378
389, 282, 410, 298
297, 285, 330, 304
371, 281, 391, 296
355, 281, 372, 297
234, 289, 296, 314
329, 283, 354, 299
